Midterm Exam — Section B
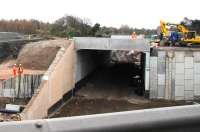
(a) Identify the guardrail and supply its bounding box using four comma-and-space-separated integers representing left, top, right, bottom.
0, 104, 200, 132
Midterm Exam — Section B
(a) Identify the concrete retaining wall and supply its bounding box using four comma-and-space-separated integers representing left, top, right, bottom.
21, 42, 75, 120
150, 48, 200, 100
75, 50, 97, 83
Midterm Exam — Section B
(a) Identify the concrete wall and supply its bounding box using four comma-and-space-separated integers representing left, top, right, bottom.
75, 50, 97, 83
21, 42, 75, 120
150, 48, 200, 100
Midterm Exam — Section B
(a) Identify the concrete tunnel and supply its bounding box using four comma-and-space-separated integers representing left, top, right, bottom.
74, 37, 150, 97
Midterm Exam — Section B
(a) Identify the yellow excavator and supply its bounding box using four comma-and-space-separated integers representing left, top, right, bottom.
159, 20, 200, 46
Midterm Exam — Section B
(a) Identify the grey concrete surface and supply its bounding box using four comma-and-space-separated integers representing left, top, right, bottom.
74, 37, 150, 52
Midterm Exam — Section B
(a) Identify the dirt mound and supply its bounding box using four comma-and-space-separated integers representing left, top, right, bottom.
17, 46, 59, 70
16, 39, 70, 70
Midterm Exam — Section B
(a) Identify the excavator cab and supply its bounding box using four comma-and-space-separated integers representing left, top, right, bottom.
186, 31, 196, 39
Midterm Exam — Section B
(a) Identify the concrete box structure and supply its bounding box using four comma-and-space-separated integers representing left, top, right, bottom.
21, 38, 151, 120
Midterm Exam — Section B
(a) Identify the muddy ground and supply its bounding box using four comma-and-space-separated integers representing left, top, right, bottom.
52, 64, 190, 118
52, 97, 187, 118
0, 97, 29, 109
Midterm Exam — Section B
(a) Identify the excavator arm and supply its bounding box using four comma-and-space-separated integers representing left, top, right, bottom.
160, 20, 168, 36
176, 24, 189, 33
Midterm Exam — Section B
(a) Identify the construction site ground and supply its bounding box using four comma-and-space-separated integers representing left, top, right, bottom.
52, 64, 190, 118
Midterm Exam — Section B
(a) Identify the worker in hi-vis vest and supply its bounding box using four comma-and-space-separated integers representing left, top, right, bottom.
12, 64, 17, 77
131, 32, 137, 40
18, 64, 23, 75
17, 64, 23, 98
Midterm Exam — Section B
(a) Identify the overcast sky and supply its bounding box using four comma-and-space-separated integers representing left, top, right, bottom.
0, 0, 199, 29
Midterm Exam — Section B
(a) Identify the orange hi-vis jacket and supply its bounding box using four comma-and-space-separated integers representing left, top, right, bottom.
18, 66, 23, 75
12, 66, 17, 76
131, 32, 137, 39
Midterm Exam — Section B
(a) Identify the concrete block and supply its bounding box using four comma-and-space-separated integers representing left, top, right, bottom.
194, 74, 200, 85
184, 69, 193, 80
175, 96, 184, 100
194, 52, 200, 62
150, 69, 157, 80
175, 74, 184, 85
175, 63, 184, 74
172, 61, 176, 79
150, 78, 157, 89
194, 63, 200, 74
171, 79, 175, 100
150, 81, 158, 99
185, 51, 193, 57
184, 90, 194, 100
158, 51, 166, 63
145, 52, 150, 68
184, 57, 193, 69
184, 80, 193, 91
150, 57, 157, 68
145, 70, 150, 91
175, 52, 184, 63
194, 84, 200, 96
158, 74, 165, 85
157, 62, 165, 74
158, 85, 165, 98
175, 85, 184, 97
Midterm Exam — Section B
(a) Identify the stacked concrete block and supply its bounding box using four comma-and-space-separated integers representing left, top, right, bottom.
171, 57, 176, 100
149, 49, 200, 100
165, 57, 169, 99
165, 52, 173, 100
157, 51, 166, 99
194, 52, 200, 96
150, 57, 157, 98
184, 56, 194, 100
174, 52, 185, 100
145, 52, 150, 91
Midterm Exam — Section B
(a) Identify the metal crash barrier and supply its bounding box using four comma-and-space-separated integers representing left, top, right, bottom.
1, 105, 200, 132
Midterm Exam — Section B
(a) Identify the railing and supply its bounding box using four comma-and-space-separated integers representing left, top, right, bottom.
0, 104, 200, 132
0, 74, 43, 98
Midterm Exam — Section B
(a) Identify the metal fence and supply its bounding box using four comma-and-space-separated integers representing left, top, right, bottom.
0, 74, 43, 98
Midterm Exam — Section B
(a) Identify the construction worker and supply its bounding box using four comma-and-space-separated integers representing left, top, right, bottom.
17, 64, 23, 98
131, 32, 137, 40
18, 64, 23, 75
12, 64, 17, 77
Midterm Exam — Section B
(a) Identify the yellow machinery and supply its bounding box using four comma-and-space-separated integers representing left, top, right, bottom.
160, 20, 200, 46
